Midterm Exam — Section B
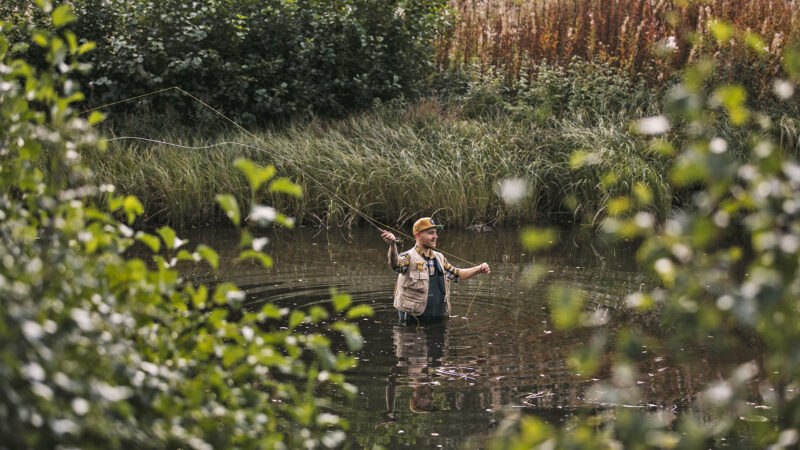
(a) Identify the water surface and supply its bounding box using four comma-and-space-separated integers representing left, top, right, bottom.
185, 226, 745, 448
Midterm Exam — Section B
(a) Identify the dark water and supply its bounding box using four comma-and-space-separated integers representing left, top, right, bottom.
184, 226, 746, 448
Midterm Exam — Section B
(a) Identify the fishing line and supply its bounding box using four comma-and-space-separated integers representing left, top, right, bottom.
87, 87, 488, 312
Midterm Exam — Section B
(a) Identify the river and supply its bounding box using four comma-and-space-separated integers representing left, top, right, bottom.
181, 226, 751, 448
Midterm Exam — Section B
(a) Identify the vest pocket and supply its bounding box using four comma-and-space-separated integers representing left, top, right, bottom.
401, 276, 426, 292
398, 272, 427, 314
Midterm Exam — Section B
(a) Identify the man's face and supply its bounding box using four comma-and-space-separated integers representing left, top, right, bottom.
416, 228, 438, 249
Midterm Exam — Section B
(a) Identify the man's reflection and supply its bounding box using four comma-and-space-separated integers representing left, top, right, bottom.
382, 321, 448, 421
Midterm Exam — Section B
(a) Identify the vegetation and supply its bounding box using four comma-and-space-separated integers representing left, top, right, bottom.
440, 0, 798, 100
1, 0, 452, 124
491, 35, 800, 450
86, 57, 800, 229
0, 3, 371, 448
6, 1, 800, 447
86, 61, 669, 228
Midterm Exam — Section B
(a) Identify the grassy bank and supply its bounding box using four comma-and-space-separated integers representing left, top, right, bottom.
85, 57, 800, 230
87, 103, 669, 229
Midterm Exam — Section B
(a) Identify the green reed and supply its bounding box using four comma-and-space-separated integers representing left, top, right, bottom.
86, 97, 680, 229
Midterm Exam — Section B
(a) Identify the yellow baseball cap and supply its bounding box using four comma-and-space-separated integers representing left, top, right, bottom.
413, 217, 443, 234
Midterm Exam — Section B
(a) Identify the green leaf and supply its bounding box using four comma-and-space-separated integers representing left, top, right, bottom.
330, 290, 352, 312
520, 227, 557, 251
608, 197, 631, 216
346, 304, 374, 319
783, 47, 800, 79
261, 303, 283, 319
332, 322, 364, 351
709, 19, 733, 45
52, 4, 76, 27
216, 194, 241, 226
88, 111, 105, 125
186, 285, 208, 309
77, 41, 96, 56
64, 32, 77, 54
289, 310, 305, 329
714, 85, 749, 125
135, 231, 160, 253
196, 244, 219, 270
740, 415, 769, 423
548, 284, 586, 330
157, 226, 177, 250
744, 32, 767, 55
633, 183, 653, 205
123, 196, 143, 224
239, 250, 273, 268
32, 31, 48, 47
309, 306, 329, 322
269, 178, 303, 197
568, 333, 606, 376
213, 282, 243, 305
222, 346, 245, 367
234, 159, 276, 191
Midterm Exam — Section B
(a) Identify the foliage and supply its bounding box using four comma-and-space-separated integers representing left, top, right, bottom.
20, 0, 451, 124
0, 3, 371, 448
85, 90, 675, 228
440, 0, 800, 102
495, 21, 800, 449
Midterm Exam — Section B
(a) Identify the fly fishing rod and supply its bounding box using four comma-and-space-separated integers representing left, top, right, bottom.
86, 87, 486, 315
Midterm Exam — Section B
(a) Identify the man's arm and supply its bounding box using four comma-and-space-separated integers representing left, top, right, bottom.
381, 230, 400, 269
458, 263, 490, 281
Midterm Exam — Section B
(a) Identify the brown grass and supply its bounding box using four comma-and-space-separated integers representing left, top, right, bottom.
438, 0, 800, 88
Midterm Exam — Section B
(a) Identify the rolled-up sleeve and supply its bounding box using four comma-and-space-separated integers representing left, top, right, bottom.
393, 252, 410, 274
443, 258, 460, 282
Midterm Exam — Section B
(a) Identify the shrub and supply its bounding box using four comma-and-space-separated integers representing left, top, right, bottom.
495, 25, 800, 449
0, 3, 369, 448
56, 0, 452, 124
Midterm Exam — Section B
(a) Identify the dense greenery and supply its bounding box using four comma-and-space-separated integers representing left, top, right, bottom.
490, 41, 800, 450
0, 0, 452, 124
82, 58, 800, 229
0, 3, 371, 447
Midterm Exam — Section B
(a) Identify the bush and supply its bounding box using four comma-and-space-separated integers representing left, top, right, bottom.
495, 27, 800, 450
0, 3, 369, 448
55, 0, 451, 124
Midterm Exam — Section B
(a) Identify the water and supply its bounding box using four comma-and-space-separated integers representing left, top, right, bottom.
183, 226, 747, 448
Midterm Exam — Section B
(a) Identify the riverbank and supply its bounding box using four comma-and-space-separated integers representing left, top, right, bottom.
85, 90, 800, 229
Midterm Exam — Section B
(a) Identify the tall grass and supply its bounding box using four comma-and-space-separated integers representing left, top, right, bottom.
86, 97, 674, 229
439, 0, 800, 95
85, 52, 800, 230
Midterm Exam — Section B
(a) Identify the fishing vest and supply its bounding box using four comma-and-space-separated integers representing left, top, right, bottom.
393, 249, 451, 316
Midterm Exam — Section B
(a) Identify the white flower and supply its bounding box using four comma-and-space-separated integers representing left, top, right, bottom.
637, 115, 670, 135
709, 137, 728, 154
496, 178, 529, 204
774, 79, 795, 100
252, 237, 269, 251
249, 205, 277, 222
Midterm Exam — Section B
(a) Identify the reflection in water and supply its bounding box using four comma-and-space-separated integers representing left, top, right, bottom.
179, 226, 756, 449
384, 323, 447, 421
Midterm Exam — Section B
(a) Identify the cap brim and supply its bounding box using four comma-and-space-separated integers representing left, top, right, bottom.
421, 225, 444, 231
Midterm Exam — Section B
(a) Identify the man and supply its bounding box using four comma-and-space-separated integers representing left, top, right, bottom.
381, 217, 490, 323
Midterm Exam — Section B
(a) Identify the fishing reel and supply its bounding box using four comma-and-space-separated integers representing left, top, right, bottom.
394, 238, 403, 249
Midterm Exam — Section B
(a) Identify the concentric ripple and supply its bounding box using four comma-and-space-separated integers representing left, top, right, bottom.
183, 227, 749, 449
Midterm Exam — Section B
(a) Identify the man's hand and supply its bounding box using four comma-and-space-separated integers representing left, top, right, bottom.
381, 230, 397, 245
460, 263, 491, 281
